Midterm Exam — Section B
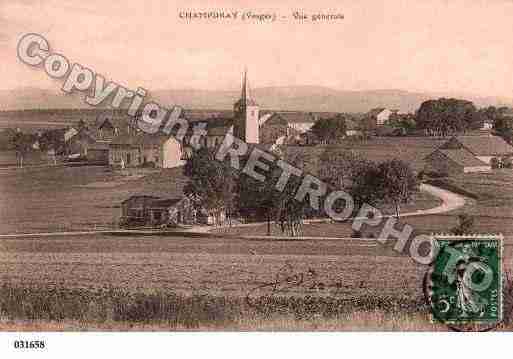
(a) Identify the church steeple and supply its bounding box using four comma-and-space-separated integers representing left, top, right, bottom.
233, 69, 259, 143
235, 68, 257, 108
241, 68, 248, 103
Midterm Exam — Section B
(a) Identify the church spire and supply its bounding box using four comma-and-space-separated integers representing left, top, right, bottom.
237, 67, 256, 107
233, 67, 259, 143
241, 67, 249, 105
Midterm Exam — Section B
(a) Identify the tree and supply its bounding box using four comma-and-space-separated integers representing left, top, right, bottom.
38, 129, 65, 153
238, 167, 277, 235
237, 151, 308, 237
348, 159, 382, 211
375, 159, 418, 218
272, 165, 307, 237
387, 113, 416, 135
183, 147, 237, 225
416, 98, 480, 136
309, 114, 347, 144
319, 148, 362, 190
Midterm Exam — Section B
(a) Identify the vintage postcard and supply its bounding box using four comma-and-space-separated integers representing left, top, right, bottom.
0, 0, 512, 356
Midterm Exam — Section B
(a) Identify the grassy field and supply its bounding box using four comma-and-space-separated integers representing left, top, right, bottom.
0, 234, 420, 296
442, 169, 513, 218
0, 165, 187, 234
0, 233, 433, 330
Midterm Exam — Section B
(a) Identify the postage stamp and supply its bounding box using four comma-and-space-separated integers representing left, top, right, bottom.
424, 235, 503, 326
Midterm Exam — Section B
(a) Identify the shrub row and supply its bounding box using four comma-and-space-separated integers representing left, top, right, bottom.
0, 284, 426, 327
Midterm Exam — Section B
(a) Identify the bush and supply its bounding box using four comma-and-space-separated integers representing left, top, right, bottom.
491, 157, 500, 169
0, 284, 427, 327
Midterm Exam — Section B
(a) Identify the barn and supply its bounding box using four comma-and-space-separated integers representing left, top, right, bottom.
424, 148, 491, 176
439, 135, 513, 164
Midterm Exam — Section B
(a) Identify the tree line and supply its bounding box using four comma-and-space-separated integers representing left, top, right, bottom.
184, 146, 418, 236
305, 98, 513, 144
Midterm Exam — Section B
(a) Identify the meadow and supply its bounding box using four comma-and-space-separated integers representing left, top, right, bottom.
0, 165, 187, 234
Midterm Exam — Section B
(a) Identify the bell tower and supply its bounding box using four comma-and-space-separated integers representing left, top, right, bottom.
233, 69, 259, 143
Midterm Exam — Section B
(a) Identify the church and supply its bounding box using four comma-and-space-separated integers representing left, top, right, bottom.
184, 69, 261, 149
183, 70, 320, 151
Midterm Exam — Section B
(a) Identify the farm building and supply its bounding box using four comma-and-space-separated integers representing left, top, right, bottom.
439, 135, 513, 164
424, 148, 491, 176
109, 133, 185, 168
120, 195, 226, 226
120, 195, 195, 227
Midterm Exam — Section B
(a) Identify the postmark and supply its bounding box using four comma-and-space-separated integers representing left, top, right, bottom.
423, 234, 503, 331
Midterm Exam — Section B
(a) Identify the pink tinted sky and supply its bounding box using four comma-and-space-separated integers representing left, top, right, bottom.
1, 0, 513, 97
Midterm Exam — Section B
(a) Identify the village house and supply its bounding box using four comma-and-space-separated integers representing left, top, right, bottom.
366, 108, 398, 126
63, 115, 138, 164
109, 133, 185, 168
438, 135, 513, 164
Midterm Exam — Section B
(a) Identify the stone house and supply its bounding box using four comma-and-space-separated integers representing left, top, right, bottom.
109, 133, 185, 168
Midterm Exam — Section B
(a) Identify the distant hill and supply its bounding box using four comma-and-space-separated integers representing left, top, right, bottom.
1, 86, 512, 113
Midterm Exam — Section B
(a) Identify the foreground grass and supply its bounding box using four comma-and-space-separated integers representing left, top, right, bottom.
0, 284, 433, 331
0, 284, 511, 331
3, 312, 513, 331
0, 312, 444, 331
